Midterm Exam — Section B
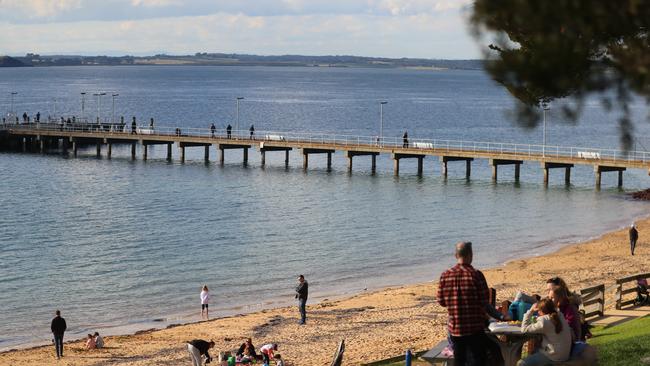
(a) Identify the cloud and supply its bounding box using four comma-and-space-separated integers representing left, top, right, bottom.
0, 0, 82, 18
131, 0, 182, 7
0, 11, 480, 59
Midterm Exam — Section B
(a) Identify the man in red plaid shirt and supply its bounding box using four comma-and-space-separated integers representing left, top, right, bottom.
437, 241, 490, 366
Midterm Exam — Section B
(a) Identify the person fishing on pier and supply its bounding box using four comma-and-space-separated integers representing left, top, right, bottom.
131, 117, 137, 135
227, 124, 232, 139
250, 124, 255, 140
403, 131, 409, 148
210, 123, 216, 138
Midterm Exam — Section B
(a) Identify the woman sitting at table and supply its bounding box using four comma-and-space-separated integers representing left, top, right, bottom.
517, 298, 572, 366
550, 287, 581, 341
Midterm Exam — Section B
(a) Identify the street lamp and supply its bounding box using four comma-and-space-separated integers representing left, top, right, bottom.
379, 101, 387, 145
236, 97, 244, 132
80, 92, 86, 121
9, 92, 17, 118
93, 92, 106, 123
111, 93, 119, 124
541, 101, 550, 157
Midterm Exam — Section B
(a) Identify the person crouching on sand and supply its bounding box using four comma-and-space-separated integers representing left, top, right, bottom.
85, 334, 97, 349
94, 332, 104, 348
187, 339, 215, 366
201, 285, 210, 319
260, 343, 278, 366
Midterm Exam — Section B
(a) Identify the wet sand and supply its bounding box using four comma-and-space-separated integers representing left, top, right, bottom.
1, 218, 648, 366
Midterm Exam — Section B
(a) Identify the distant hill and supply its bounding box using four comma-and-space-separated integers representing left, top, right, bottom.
0, 56, 29, 67
12, 53, 484, 70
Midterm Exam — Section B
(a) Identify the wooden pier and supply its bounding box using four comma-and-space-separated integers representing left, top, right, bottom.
1, 122, 649, 189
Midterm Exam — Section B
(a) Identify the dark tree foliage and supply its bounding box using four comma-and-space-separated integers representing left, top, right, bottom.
470, 0, 649, 149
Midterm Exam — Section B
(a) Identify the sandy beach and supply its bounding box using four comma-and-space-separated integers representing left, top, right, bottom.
1, 217, 648, 366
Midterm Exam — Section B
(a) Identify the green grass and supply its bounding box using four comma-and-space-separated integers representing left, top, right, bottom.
589, 315, 650, 366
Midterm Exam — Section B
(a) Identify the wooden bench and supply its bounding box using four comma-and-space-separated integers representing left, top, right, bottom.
579, 284, 605, 320
616, 272, 650, 309
420, 340, 454, 366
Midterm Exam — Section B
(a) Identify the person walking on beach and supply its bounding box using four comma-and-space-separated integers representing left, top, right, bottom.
402, 131, 409, 148
200, 285, 210, 319
630, 223, 639, 256
210, 123, 216, 138
226, 124, 232, 139
437, 241, 490, 366
51, 310, 67, 359
295, 275, 309, 325
249, 124, 255, 139
187, 339, 215, 366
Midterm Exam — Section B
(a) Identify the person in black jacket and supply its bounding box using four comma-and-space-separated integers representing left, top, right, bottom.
51, 310, 67, 359
187, 339, 214, 366
226, 124, 232, 139
295, 275, 309, 325
630, 224, 639, 255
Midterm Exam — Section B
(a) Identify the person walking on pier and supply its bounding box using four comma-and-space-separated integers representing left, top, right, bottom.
22, 112, 27, 123
295, 275, 308, 325
250, 124, 255, 140
210, 123, 216, 138
51, 310, 67, 359
149, 118, 155, 132
630, 223, 639, 256
402, 131, 409, 148
227, 124, 232, 139
438, 241, 490, 366
131, 117, 137, 135
36, 112, 40, 122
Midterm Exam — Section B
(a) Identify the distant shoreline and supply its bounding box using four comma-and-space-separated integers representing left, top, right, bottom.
0, 54, 483, 70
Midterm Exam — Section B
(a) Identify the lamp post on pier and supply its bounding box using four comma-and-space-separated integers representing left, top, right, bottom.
236, 96, 244, 134
80, 92, 86, 122
379, 101, 387, 146
111, 93, 119, 124
94, 92, 106, 123
9, 92, 17, 119
541, 101, 550, 157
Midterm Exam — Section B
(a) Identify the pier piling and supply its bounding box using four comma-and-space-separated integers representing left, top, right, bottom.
541, 162, 573, 186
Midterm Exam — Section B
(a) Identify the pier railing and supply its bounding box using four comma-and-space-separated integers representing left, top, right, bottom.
5, 121, 650, 163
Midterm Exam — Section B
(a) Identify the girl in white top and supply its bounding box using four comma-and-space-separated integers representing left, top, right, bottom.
518, 298, 572, 366
200, 285, 210, 319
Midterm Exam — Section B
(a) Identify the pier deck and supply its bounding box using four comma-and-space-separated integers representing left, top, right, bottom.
2, 123, 649, 188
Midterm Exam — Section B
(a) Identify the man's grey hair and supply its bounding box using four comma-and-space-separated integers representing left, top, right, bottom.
455, 241, 473, 258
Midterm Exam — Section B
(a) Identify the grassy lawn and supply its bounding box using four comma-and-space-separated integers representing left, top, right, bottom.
589, 315, 650, 366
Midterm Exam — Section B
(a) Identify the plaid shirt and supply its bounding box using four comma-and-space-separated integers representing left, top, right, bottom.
437, 263, 489, 336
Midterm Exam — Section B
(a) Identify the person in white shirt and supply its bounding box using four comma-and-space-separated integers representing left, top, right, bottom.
518, 298, 572, 366
200, 285, 210, 319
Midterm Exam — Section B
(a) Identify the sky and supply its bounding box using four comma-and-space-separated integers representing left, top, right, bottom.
0, 0, 480, 59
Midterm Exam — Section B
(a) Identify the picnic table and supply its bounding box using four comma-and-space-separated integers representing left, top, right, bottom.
488, 322, 539, 366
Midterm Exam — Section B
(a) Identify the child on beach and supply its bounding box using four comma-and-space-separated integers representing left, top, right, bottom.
85, 334, 97, 350
260, 343, 278, 366
273, 353, 285, 366
201, 285, 210, 319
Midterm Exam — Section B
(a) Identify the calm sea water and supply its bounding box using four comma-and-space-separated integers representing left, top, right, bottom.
0, 66, 649, 350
